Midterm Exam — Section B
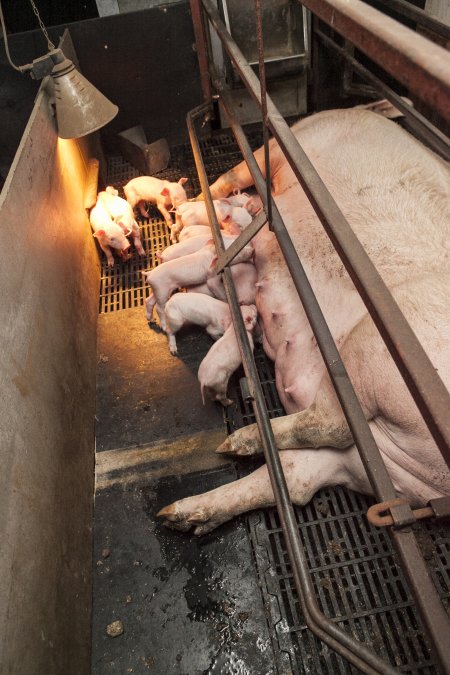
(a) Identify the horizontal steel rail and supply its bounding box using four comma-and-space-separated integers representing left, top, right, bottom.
366, 0, 450, 41
314, 29, 450, 160
188, 100, 398, 675
299, 0, 450, 124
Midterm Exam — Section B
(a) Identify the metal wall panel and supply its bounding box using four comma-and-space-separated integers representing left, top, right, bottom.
0, 72, 99, 675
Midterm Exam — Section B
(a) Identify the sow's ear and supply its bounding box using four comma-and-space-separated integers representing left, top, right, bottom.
178, 177, 188, 185
160, 187, 170, 197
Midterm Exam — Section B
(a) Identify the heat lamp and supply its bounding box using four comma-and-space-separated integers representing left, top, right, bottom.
0, 0, 118, 139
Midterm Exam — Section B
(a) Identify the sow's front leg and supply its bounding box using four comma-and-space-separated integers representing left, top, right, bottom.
205, 143, 269, 199
218, 374, 356, 456
157, 445, 371, 535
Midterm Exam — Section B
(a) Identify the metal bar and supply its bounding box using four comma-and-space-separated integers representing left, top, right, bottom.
189, 0, 212, 102
368, 0, 450, 41
254, 0, 272, 228
202, 0, 450, 471
215, 209, 267, 273
187, 100, 398, 675
367, 498, 433, 527
315, 29, 450, 160
297, 0, 450, 124
392, 528, 450, 671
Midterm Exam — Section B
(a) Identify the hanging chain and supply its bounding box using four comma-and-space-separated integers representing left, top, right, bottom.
29, 0, 55, 50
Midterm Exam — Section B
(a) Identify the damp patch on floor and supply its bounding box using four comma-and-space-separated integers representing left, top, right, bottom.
92, 466, 275, 675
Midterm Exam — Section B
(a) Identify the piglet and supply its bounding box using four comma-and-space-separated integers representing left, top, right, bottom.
89, 199, 130, 267
198, 305, 258, 406
186, 283, 214, 297
156, 234, 214, 263
173, 201, 252, 242
174, 199, 231, 233
178, 225, 212, 241
123, 176, 188, 228
98, 186, 146, 256
157, 233, 244, 264
220, 206, 252, 235
143, 240, 254, 329
142, 244, 218, 330
224, 190, 262, 215
164, 293, 232, 355
207, 261, 257, 306
242, 193, 263, 216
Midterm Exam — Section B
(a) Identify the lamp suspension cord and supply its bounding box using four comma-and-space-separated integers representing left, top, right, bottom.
0, 0, 55, 74
0, 0, 22, 71
29, 0, 55, 50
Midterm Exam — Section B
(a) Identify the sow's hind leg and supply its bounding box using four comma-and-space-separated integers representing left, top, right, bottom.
156, 445, 371, 535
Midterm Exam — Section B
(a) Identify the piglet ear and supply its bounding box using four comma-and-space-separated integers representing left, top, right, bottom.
160, 187, 170, 197
208, 255, 218, 270
93, 229, 105, 238
178, 177, 188, 186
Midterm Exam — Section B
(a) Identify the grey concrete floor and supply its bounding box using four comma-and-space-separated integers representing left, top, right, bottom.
92, 302, 275, 674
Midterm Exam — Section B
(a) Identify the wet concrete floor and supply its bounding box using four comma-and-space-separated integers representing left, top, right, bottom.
92, 305, 275, 674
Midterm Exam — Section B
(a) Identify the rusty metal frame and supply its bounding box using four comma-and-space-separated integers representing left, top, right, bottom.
314, 29, 450, 160
367, 0, 450, 41
299, 0, 450, 124
188, 0, 450, 671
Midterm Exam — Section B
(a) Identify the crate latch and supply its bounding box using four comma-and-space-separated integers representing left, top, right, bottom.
367, 496, 450, 528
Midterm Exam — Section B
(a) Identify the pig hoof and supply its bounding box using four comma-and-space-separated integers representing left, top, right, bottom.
156, 504, 193, 533
156, 501, 224, 535
216, 427, 262, 456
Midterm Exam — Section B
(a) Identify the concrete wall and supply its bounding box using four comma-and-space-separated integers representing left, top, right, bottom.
0, 73, 99, 674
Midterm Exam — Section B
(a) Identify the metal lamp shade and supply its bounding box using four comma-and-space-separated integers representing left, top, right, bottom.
51, 58, 118, 139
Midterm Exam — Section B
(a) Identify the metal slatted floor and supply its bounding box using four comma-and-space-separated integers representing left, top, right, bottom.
224, 358, 450, 674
